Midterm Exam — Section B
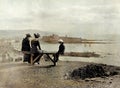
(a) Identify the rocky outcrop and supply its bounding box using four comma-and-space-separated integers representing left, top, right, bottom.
42, 34, 82, 43
69, 64, 120, 80
41, 34, 108, 44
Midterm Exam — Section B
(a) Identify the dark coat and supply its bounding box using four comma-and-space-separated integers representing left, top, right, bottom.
53, 43, 65, 63
21, 37, 30, 51
21, 37, 31, 63
58, 43, 65, 55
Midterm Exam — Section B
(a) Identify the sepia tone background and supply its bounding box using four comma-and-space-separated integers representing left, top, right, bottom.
0, 0, 120, 88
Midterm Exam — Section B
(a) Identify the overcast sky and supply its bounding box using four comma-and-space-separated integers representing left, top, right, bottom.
0, 0, 120, 34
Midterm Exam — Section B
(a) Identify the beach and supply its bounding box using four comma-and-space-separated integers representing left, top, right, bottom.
0, 60, 120, 88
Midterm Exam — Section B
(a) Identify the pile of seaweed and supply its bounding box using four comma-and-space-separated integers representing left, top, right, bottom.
69, 64, 119, 80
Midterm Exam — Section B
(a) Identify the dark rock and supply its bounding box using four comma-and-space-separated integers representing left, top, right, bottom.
110, 71, 118, 76
69, 64, 119, 80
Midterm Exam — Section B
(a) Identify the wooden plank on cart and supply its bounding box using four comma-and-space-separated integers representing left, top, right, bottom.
23, 50, 59, 66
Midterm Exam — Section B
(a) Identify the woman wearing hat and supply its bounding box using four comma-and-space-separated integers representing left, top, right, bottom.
30, 33, 41, 64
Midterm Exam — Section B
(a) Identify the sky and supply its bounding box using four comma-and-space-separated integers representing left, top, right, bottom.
0, 0, 120, 34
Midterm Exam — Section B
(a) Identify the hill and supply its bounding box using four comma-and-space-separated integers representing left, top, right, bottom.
0, 30, 52, 39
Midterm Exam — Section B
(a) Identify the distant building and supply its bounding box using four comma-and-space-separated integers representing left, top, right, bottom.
42, 34, 59, 43
42, 34, 82, 43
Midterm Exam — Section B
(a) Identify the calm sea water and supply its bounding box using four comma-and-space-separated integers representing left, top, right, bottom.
15, 40, 120, 66
40, 41, 120, 66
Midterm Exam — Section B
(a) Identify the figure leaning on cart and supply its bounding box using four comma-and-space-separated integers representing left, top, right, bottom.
30, 33, 42, 64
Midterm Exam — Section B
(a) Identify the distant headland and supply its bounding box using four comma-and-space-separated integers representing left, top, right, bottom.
41, 34, 110, 44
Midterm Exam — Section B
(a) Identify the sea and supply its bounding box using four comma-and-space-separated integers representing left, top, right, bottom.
14, 33, 120, 66
40, 42, 120, 66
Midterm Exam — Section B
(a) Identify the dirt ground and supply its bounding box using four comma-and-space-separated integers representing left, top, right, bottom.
0, 60, 120, 88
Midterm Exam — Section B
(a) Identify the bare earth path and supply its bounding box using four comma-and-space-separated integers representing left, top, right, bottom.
0, 61, 120, 88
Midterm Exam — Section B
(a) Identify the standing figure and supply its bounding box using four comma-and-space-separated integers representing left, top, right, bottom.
21, 34, 31, 63
53, 39, 65, 65
57, 39, 65, 55
30, 33, 41, 64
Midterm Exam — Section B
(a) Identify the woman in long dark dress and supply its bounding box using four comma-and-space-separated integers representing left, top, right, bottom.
31, 33, 41, 64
